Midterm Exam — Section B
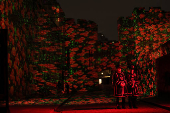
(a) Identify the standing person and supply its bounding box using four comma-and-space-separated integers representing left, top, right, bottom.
127, 65, 139, 108
114, 65, 127, 109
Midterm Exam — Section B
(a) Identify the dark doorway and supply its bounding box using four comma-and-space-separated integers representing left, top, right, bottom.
0, 29, 9, 112
156, 54, 170, 98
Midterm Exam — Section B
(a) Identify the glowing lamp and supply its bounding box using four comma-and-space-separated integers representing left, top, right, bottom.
99, 79, 102, 84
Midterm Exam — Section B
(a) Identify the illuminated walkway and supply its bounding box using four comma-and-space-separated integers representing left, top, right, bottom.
1, 88, 170, 113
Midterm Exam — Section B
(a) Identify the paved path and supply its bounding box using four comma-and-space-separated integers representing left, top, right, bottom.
7, 100, 170, 113
55, 90, 170, 113
58, 101, 170, 113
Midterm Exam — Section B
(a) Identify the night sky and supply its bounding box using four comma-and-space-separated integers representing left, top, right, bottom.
57, 0, 170, 41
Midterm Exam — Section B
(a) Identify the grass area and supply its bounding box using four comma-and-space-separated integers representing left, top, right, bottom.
64, 91, 115, 105
0, 91, 147, 106
0, 94, 71, 106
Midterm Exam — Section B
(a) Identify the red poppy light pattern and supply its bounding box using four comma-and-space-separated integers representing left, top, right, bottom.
118, 7, 170, 97
5, 1, 170, 101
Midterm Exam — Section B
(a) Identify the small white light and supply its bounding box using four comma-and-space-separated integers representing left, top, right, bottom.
99, 79, 102, 84
101, 72, 103, 74
101, 35, 103, 36
112, 42, 114, 43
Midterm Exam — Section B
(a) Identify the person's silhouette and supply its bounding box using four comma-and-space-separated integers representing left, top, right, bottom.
114, 65, 127, 109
